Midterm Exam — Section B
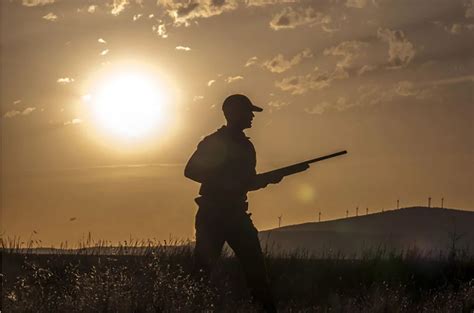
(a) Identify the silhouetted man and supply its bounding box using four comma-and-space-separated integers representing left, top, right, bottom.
185, 94, 308, 313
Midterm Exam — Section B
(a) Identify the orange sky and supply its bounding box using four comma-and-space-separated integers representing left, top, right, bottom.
1, 0, 473, 246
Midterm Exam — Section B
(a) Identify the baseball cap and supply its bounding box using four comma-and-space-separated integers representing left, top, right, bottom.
222, 94, 263, 114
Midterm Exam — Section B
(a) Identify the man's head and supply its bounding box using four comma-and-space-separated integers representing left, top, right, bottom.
222, 94, 263, 130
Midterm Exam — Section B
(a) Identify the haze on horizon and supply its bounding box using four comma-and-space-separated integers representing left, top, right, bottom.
1, 0, 473, 246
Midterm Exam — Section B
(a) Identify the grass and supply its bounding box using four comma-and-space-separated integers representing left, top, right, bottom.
1, 236, 474, 312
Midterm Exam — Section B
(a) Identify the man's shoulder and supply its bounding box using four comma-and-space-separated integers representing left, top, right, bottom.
198, 126, 253, 149
199, 127, 223, 142
196, 127, 228, 150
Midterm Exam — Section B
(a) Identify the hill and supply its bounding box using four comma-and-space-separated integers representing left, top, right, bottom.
259, 207, 474, 257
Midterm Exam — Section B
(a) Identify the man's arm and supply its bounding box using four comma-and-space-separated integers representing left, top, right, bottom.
247, 172, 283, 191
247, 163, 310, 191
184, 139, 218, 183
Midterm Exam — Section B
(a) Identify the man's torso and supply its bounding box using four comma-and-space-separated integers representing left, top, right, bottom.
195, 126, 257, 206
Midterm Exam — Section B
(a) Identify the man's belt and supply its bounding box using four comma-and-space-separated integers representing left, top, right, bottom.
194, 196, 249, 212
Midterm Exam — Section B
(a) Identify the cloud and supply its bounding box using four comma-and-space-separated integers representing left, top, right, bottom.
246, 0, 300, 7
377, 27, 416, 68
22, 0, 56, 6
395, 81, 419, 96
64, 118, 82, 126
304, 97, 353, 114
355, 80, 434, 108
225, 75, 244, 83
176, 45, 191, 51
304, 101, 332, 114
109, 0, 129, 16
3, 107, 36, 118
276, 74, 324, 95
42, 12, 58, 21
448, 23, 463, 34
434, 20, 474, 34
323, 41, 368, 70
345, 0, 368, 9
152, 24, 168, 38
423, 75, 474, 87
193, 95, 204, 101
245, 56, 258, 67
466, 0, 474, 18
263, 48, 312, 73
100, 49, 109, 56
267, 100, 289, 109
304, 76, 461, 114
81, 94, 92, 102
275, 67, 348, 94
3, 111, 21, 118
98, 38, 107, 44
357, 64, 377, 76
160, 0, 238, 26
444, 23, 473, 34
57, 77, 74, 84
88, 5, 97, 13
207, 79, 216, 86
269, 6, 330, 30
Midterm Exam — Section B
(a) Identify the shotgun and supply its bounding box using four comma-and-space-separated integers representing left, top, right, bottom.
260, 150, 347, 179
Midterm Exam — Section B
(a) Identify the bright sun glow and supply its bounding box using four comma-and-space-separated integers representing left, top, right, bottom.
90, 71, 167, 139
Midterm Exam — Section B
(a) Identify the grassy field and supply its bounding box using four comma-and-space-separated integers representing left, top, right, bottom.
1, 239, 474, 313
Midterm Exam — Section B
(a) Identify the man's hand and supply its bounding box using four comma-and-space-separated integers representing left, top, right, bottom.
294, 163, 310, 173
251, 163, 310, 190
268, 163, 310, 184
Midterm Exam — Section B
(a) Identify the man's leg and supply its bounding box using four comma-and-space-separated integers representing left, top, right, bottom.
226, 213, 277, 313
193, 208, 225, 280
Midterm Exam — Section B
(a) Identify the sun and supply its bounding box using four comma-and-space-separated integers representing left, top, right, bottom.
88, 70, 169, 139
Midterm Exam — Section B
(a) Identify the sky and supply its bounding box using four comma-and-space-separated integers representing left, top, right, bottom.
1, 0, 473, 246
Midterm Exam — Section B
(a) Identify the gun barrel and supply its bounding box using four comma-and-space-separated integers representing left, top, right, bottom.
298, 150, 347, 166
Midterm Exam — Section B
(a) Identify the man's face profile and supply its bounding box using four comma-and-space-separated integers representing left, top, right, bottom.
226, 109, 255, 130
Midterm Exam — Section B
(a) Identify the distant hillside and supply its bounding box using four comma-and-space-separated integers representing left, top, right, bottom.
259, 207, 474, 257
